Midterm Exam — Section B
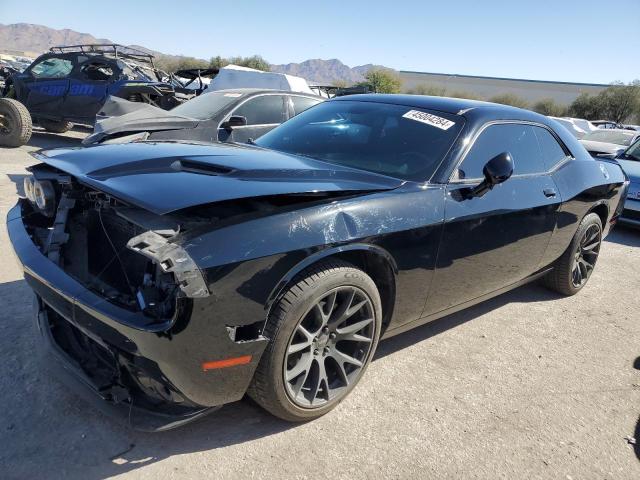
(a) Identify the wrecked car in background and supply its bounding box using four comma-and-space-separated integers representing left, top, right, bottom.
83, 89, 324, 145
0, 44, 183, 147
8, 95, 628, 430
612, 137, 640, 227
580, 128, 640, 157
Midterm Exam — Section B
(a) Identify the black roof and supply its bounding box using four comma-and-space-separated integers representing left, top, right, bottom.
333, 93, 523, 114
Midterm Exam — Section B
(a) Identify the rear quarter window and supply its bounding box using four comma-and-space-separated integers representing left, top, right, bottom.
533, 126, 568, 170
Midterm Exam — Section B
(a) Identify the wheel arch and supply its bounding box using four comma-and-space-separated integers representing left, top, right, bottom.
266, 244, 398, 334
588, 201, 609, 228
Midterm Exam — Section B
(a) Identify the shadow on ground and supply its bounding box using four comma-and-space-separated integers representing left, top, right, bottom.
26, 126, 86, 149
605, 225, 640, 247
0, 273, 572, 479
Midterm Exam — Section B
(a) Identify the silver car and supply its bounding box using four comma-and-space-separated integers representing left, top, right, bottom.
579, 129, 640, 156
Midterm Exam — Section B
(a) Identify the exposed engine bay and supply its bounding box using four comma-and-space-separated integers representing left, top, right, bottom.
22, 166, 198, 324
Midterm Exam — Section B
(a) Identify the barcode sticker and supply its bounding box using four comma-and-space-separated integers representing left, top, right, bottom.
402, 110, 455, 130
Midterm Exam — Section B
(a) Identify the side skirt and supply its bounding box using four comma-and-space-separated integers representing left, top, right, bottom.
381, 268, 553, 339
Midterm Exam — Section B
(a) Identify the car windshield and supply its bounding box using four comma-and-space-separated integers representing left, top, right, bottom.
255, 100, 464, 181
582, 130, 635, 146
622, 139, 640, 161
170, 91, 241, 120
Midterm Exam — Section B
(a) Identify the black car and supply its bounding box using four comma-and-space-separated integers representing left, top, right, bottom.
1, 44, 179, 140
8, 95, 628, 430
83, 88, 324, 146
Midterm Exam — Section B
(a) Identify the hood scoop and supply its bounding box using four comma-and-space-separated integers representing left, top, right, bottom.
171, 159, 234, 176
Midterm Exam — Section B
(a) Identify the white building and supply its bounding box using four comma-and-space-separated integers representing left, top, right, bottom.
400, 70, 609, 105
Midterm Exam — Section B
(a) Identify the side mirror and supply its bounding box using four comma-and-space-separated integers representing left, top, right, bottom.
221, 115, 247, 130
467, 152, 513, 198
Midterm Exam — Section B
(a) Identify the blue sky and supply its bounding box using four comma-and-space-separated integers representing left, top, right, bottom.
1, 0, 638, 84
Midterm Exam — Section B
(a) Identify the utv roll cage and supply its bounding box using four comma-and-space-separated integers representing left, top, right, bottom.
49, 44, 156, 67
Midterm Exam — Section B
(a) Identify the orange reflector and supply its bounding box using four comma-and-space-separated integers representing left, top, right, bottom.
202, 355, 252, 371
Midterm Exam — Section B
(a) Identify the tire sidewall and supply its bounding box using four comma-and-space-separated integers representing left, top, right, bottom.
268, 267, 382, 420
566, 213, 602, 294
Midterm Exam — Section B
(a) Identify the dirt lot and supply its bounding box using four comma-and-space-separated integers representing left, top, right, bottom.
1, 129, 639, 480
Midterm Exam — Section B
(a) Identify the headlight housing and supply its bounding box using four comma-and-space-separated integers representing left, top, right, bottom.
23, 176, 36, 202
23, 175, 57, 217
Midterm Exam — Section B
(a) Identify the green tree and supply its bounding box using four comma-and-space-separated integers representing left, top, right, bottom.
229, 55, 271, 71
532, 98, 567, 117
489, 93, 529, 109
360, 68, 402, 93
332, 79, 349, 88
209, 55, 229, 69
155, 55, 208, 72
208, 54, 270, 72
568, 92, 604, 120
598, 81, 640, 123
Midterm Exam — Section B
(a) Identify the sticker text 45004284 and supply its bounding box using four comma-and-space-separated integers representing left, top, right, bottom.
402, 110, 455, 130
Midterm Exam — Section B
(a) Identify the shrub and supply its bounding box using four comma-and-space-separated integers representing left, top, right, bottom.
489, 93, 529, 109
532, 98, 567, 117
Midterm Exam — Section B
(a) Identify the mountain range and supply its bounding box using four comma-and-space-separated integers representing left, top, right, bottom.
0, 23, 390, 84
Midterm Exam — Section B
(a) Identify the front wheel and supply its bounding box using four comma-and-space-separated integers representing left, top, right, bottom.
543, 212, 602, 296
0, 98, 32, 147
248, 260, 382, 422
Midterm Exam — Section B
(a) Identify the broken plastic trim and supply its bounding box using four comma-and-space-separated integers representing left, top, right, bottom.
127, 231, 210, 298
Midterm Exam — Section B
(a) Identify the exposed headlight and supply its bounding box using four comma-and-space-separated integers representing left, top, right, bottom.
23, 176, 36, 202
32, 179, 56, 217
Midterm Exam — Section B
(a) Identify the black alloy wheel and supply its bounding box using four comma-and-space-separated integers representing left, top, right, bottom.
571, 223, 601, 288
248, 260, 382, 422
543, 212, 603, 296
283, 286, 375, 408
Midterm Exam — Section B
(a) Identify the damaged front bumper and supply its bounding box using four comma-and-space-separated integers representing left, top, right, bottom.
7, 200, 269, 431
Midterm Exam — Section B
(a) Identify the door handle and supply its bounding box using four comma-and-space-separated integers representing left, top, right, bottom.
543, 188, 557, 198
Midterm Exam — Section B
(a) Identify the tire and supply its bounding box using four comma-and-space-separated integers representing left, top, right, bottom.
248, 259, 382, 422
0, 98, 32, 147
39, 119, 73, 133
542, 212, 602, 296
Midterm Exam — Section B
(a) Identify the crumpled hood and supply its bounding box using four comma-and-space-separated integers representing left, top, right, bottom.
35, 142, 404, 215
83, 96, 199, 145
580, 139, 626, 155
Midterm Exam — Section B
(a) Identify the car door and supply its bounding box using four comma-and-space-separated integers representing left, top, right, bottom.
422, 122, 562, 315
64, 57, 114, 121
22, 55, 74, 117
219, 94, 287, 143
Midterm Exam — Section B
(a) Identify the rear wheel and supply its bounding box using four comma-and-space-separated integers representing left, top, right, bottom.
543, 212, 602, 296
39, 119, 73, 133
0, 98, 32, 147
248, 260, 382, 421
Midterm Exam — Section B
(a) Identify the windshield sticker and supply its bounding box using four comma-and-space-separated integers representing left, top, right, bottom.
223, 93, 243, 97
402, 110, 455, 130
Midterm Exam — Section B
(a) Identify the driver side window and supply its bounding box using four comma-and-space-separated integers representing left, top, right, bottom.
457, 123, 545, 180
232, 95, 286, 125
30, 58, 73, 79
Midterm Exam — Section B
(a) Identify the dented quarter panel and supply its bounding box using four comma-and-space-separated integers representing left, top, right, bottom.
181, 183, 446, 333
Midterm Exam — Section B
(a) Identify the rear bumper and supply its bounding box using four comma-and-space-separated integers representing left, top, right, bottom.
7, 200, 268, 429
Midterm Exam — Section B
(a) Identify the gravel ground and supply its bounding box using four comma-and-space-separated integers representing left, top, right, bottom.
1, 129, 639, 480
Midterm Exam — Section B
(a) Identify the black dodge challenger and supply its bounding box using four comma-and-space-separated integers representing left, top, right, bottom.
8, 95, 629, 430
